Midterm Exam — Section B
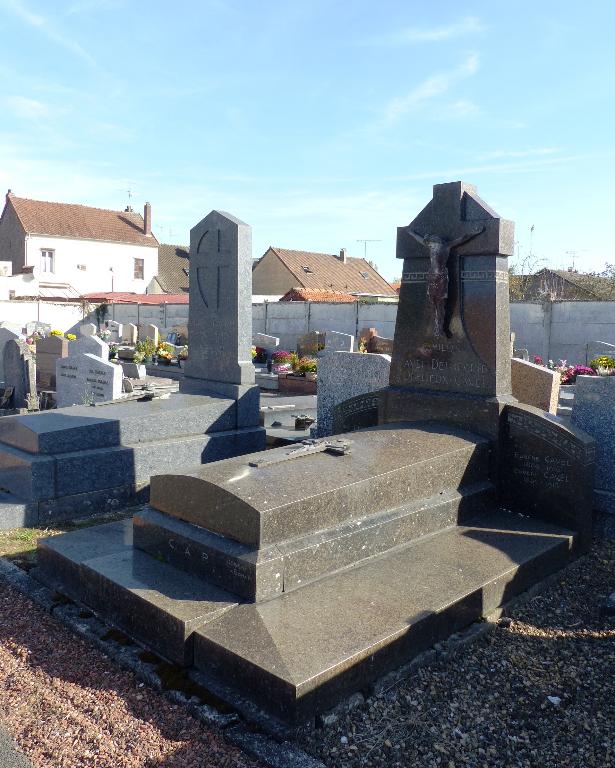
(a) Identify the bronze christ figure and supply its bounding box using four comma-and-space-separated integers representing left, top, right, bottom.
408, 225, 485, 337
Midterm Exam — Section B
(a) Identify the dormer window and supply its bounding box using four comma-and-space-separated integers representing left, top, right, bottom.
183, 267, 189, 276
302, 265, 314, 273
360, 271, 370, 279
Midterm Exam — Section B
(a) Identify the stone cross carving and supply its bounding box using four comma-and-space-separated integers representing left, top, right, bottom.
195, 228, 229, 311
407, 225, 484, 337
390, 181, 514, 400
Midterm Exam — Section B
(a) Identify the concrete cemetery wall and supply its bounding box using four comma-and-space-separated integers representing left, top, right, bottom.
511, 301, 615, 364
0, 300, 85, 333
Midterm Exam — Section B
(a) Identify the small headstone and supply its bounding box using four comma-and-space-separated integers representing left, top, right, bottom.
511, 358, 559, 414
253, 333, 280, 350
123, 377, 134, 393
367, 335, 394, 355
55, 353, 123, 408
324, 331, 354, 354
69, 334, 109, 360
36, 335, 69, 389
120, 361, 146, 379
513, 348, 530, 361
106, 320, 123, 344
140, 324, 159, 346
317, 351, 391, 436
80, 323, 97, 337
296, 331, 323, 358
123, 323, 138, 345
0, 327, 21, 380
3, 339, 36, 409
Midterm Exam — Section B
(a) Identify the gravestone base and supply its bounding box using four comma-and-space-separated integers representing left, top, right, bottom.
180, 378, 261, 428
0, 393, 265, 529
379, 387, 517, 440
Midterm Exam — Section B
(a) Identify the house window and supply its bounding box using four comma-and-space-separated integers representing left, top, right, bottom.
360, 271, 370, 279
302, 265, 314, 273
134, 258, 144, 280
40, 249, 55, 273
183, 267, 189, 276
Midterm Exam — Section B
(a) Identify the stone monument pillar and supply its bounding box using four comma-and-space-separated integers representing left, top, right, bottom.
382, 181, 516, 437
180, 210, 258, 427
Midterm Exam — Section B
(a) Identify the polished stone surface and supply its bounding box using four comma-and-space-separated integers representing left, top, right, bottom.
389, 181, 514, 411
182, 210, 255, 397
80, 549, 238, 665
317, 351, 390, 437
135, 482, 493, 600
511, 358, 560, 414
501, 403, 595, 548
571, 375, 615, 512
194, 510, 574, 720
150, 424, 491, 546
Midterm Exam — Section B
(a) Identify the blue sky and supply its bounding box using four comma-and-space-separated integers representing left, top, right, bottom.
0, 0, 613, 280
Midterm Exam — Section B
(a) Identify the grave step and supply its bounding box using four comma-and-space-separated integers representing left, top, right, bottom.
37, 520, 239, 667
149, 424, 492, 547
193, 509, 576, 722
133, 481, 495, 601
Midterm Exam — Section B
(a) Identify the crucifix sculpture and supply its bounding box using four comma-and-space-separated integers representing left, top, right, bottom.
407, 225, 485, 338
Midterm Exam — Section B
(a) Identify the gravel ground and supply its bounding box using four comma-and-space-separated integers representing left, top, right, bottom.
0, 582, 262, 768
297, 537, 615, 768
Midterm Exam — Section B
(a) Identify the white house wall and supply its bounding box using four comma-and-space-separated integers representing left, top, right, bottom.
25, 235, 158, 295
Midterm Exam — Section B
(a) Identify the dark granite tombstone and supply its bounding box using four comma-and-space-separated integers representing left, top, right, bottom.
367, 335, 394, 355
380, 180, 516, 438
296, 331, 323, 358
180, 210, 260, 427
3, 340, 36, 409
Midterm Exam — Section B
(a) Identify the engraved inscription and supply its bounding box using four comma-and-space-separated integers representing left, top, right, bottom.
511, 452, 571, 490
403, 357, 489, 389
508, 411, 595, 463
461, 270, 509, 283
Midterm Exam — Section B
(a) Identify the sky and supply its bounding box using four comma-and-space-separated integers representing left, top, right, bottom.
0, 0, 614, 281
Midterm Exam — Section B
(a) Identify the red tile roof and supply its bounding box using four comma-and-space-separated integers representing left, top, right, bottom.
7, 194, 158, 247
280, 287, 357, 303
83, 292, 188, 304
264, 247, 397, 296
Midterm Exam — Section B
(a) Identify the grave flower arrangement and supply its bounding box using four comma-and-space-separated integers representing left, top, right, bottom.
271, 350, 292, 373
590, 356, 615, 375
98, 329, 111, 342
251, 345, 257, 359
66, 333, 76, 341
156, 342, 174, 364
50, 329, 64, 337
292, 356, 318, 378
109, 344, 118, 360
134, 337, 156, 363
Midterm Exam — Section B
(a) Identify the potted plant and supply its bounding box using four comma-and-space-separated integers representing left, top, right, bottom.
156, 342, 174, 365
134, 337, 156, 364
296, 356, 317, 380
109, 343, 118, 360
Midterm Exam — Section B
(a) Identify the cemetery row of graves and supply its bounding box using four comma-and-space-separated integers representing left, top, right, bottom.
0, 191, 612, 768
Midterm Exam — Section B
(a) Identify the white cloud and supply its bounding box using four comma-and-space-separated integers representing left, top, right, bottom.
479, 148, 561, 160
0, 0, 99, 68
384, 53, 479, 122
369, 16, 485, 45
5, 96, 49, 119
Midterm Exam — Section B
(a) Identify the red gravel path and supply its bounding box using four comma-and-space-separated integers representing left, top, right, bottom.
0, 582, 262, 768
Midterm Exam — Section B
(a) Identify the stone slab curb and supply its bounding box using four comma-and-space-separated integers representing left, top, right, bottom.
0, 557, 325, 768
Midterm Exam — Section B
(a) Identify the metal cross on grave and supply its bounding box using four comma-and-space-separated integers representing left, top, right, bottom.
195, 228, 230, 311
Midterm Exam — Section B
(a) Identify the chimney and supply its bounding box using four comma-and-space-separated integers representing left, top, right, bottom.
338, 247, 347, 264
6, 189, 13, 203
144, 202, 152, 236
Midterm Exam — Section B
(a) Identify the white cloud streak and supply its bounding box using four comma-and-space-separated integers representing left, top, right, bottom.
384, 53, 479, 122
368, 16, 484, 45
0, 0, 99, 68
5, 96, 49, 119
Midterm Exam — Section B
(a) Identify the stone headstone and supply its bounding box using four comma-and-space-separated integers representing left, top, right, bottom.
55, 353, 123, 408
513, 348, 530, 361
317, 351, 391, 436
142, 324, 159, 346
571, 375, 615, 513
253, 333, 279, 350
106, 320, 123, 344
511, 358, 560, 414
36, 335, 69, 389
296, 331, 323, 358
367, 334, 394, 355
80, 323, 97, 337
585, 341, 615, 366
123, 323, 138, 345
120, 361, 146, 379
0, 327, 21, 381
3, 339, 36, 409
383, 180, 515, 437
324, 331, 354, 354
69, 334, 109, 360
181, 210, 257, 422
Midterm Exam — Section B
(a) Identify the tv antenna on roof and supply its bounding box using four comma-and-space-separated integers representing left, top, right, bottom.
565, 250, 587, 271
356, 239, 381, 260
